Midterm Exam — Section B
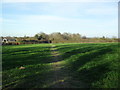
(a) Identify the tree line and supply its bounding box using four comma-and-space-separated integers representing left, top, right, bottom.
17, 32, 119, 44
2, 32, 119, 45
34, 32, 84, 43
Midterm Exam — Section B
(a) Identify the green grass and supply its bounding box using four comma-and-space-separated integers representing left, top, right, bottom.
56, 43, 119, 88
2, 44, 54, 88
2, 43, 119, 88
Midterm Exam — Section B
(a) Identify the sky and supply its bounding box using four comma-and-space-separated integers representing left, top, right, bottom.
1, 0, 119, 38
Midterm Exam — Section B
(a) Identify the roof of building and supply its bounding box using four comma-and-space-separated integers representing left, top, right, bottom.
2, 37, 16, 41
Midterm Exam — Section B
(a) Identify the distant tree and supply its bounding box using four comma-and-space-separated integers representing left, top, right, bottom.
35, 32, 49, 40
102, 36, 105, 39
82, 36, 87, 39
49, 32, 62, 40
62, 32, 71, 40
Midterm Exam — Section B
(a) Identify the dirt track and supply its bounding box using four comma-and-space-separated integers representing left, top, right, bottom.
43, 44, 88, 88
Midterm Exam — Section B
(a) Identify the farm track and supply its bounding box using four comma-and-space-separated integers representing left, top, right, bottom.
43, 44, 87, 88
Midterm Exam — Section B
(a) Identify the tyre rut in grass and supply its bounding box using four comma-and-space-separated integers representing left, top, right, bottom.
43, 44, 87, 88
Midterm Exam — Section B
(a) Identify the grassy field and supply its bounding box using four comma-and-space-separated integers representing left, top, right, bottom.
2, 43, 119, 88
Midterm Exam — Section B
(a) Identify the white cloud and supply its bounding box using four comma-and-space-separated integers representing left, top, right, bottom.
87, 7, 118, 15
0, 17, 3, 23
2, 14, 117, 37
23, 15, 67, 22
3, 0, 119, 3
13, 15, 99, 24
3, 19, 16, 23
0, 17, 3, 34
0, 16, 17, 24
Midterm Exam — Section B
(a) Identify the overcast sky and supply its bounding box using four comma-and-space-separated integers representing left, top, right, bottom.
1, 0, 119, 37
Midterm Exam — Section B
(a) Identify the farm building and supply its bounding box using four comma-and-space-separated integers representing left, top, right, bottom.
1, 37, 17, 45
